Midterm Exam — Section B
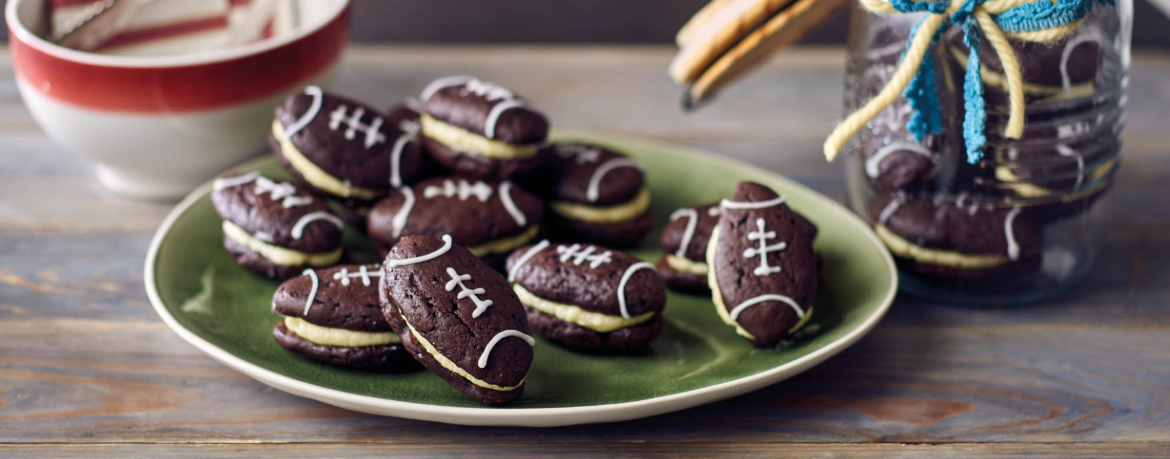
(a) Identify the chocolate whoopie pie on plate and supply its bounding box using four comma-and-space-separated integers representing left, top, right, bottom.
211, 172, 344, 280
418, 75, 550, 181
271, 86, 426, 202
272, 264, 413, 370
867, 191, 1043, 279
334, 103, 426, 231
366, 177, 543, 268
535, 142, 652, 247
506, 240, 667, 352
656, 203, 722, 293
660, 201, 820, 294
708, 182, 818, 348
380, 234, 535, 406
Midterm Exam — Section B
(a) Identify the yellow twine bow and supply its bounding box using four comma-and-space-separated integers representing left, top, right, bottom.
823, 0, 1085, 162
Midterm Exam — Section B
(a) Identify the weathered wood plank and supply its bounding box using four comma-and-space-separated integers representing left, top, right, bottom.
1, 233, 1168, 443
2, 319, 1165, 443
3, 442, 1170, 458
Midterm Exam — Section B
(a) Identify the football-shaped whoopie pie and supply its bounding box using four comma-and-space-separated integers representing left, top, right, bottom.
708, 182, 818, 348
867, 191, 1043, 279
211, 172, 344, 280
333, 103, 426, 231
380, 234, 535, 406
272, 264, 413, 370
659, 201, 820, 294
418, 75, 550, 181
506, 240, 666, 352
656, 203, 722, 293
366, 176, 543, 268
534, 142, 652, 247
271, 86, 426, 202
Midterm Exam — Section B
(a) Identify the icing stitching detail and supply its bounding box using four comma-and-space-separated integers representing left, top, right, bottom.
587, 158, 643, 203
424, 179, 493, 202
499, 181, 527, 226
670, 208, 699, 258
254, 176, 313, 208
445, 267, 493, 318
291, 211, 343, 239
478, 330, 535, 369
617, 262, 655, 319
556, 244, 613, 268
333, 265, 383, 286
301, 269, 319, 315
283, 86, 323, 139
386, 234, 453, 268
507, 240, 549, 282
328, 105, 386, 149
728, 294, 805, 322
743, 218, 787, 276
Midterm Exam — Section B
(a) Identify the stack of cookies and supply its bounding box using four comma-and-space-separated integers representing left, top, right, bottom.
848, 23, 1120, 282
209, 76, 825, 405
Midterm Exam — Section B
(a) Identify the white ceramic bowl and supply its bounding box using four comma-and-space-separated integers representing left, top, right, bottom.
6, 0, 351, 201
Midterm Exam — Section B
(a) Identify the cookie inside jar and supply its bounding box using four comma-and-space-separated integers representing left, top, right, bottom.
839, 3, 1126, 304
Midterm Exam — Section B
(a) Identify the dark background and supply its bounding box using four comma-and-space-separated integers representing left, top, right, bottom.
4, 0, 1169, 47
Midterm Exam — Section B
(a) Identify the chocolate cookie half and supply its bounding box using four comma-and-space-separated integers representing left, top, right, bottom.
271, 86, 426, 201
366, 177, 543, 268
656, 203, 722, 293
506, 240, 666, 352
989, 118, 1119, 223
535, 142, 652, 247
867, 191, 1043, 278
418, 75, 549, 181
708, 182, 818, 348
211, 172, 343, 279
380, 235, 535, 406
272, 264, 413, 370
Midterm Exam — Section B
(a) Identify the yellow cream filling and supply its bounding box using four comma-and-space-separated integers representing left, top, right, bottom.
706, 228, 813, 340
222, 221, 342, 267
550, 188, 651, 224
513, 284, 655, 333
948, 47, 1096, 101
283, 316, 400, 347
996, 157, 1117, 201
272, 120, 381, 200
874, 224, 1006, 269
467, 225, 540, 257
420, 114, 540, 160
995, 166, 1053, 198
400, 315, 524, 392
665, 254, 708, 276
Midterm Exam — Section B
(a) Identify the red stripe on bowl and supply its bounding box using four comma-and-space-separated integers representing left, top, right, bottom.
49, 0, 101, 8
10, 4, 348, 113
97, 15, 229, 51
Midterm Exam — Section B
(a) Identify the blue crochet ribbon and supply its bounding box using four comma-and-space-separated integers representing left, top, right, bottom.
888, 0, 1110, 164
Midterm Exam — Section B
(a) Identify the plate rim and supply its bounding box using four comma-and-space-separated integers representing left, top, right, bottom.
144, 132, 897, 427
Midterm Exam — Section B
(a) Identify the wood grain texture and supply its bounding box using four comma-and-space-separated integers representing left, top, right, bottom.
3, 443, 1170, 458
1, 45, 1168, 456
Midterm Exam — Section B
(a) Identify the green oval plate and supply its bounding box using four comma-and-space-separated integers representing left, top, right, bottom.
145, 133, 896, 427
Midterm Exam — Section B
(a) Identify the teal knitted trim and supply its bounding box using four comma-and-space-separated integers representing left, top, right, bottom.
961, 19, 988, 163
881, 0, 1106, 164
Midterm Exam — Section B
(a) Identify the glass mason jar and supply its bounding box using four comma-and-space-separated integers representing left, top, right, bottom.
842, 1, 1132, 305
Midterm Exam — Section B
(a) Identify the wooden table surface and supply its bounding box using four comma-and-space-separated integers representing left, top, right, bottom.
1, 45, 1169, 458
